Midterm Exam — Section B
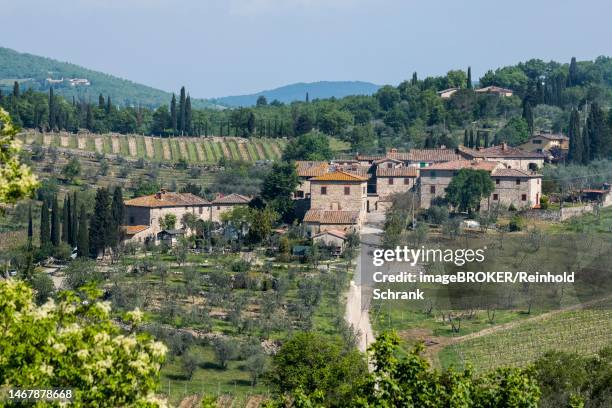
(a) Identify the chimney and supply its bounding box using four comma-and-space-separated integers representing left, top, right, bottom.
501, 142, 507, 151
440, 144, 446, 149
155, 192, 161, 199
389, 148, 398, 153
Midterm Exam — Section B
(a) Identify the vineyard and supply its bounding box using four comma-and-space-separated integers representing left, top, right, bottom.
438, 305, 612, 372
18, 131, 287, 164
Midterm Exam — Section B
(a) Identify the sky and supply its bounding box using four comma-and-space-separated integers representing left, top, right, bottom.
2, 0, 612, 99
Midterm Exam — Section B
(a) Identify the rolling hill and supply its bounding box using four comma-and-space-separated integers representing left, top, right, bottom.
213, 80, 381, 106
0, 47, 219, 109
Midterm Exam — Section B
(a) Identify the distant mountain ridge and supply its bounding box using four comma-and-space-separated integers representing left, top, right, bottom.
213, 81, 381, 107
0, 47, 218, 109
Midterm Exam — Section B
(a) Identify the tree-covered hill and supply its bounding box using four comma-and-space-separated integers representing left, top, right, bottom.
213, 80, 381, 107
0, 47, 219, 109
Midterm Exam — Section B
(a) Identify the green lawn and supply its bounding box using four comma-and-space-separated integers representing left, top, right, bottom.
153, 138, 164, 161
136, 137, 146, 158
227, 139, 241, 161
119, 136, 130, 156
186, 141, 199, 163
102, 135, 113, 154
170, 140, 181, 161
246, 142, 260, 161
259, 141, 275, 160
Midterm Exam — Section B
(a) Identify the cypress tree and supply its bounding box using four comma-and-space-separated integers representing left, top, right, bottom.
463, 129, 469, 147
469, 130, 475, 148
586, 103, 609, 161
567, 109, 582, 163
27, 205, 33, 247
582, 126, 590, 165
484, 132, 490, 148
522, 101, 534, 135
106, 96, 112, 114
70, 193, 78, 247
568, 57, 578, 87
12, 81, 19, 98
98, 94, 105, 109
475, 131, 482, 147
40, 200, 50, 248
411, 72, 418, 86
50, 196, 60, 247
170, 94, 177, 134
89, 188, 111, 258
179, 87, 186, 134
110, 187, 125, 248
185, 95, 192, 135
77, 206, 89, 258
467, 66, 472, 89
48, 88, 56, 130
62, 197, 70, 243
85, 104, 94, 131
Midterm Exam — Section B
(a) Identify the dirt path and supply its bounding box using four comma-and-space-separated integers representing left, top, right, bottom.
195, 142, 205, 162
60, 135, 70, 147
127, 136, 138, 157
77, 135, 87, 150
144, 137, 154, 158
254, 142, 266, 160
162, 140, 171, 160
94, 137, 104, 153
111, 136, 120, 154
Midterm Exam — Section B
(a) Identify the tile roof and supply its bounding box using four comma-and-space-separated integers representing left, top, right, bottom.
333, 165, 371, 179
303, 210, 360, 225
475, 86, 513, 94
122, 225, 150, 235
358, 149, 462, 163
373, 157, 403, 165
310, 170, 368, 182
295, 161, 329, 177
312, 229, 347, 240
422, 160, 500, 172
376, 167, 419, 177
491, 168, 541, 178
212, 193, 251, 204
124, 192, 209, 208
459, 145, 546, 159
533, 133, 569, 141
355, 154, 385, 161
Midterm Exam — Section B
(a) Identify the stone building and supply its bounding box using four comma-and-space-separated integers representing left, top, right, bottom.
419, 160, 542, 210
520, 133, 569, 155
210, 193, 251, 222
303, 210, 361, 235
458, 144, 546, 171
308, 170, 368, 213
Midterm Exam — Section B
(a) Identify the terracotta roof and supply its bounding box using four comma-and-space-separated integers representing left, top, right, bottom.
333, 165, 371, 179
310, 170, 368, 182
459, 145, 546, 159
491, 168, 541, 178
437, 88, 460, 95
422, 160, 500, 172
303, 210, 360, 225
373, 157, 403, 165
355, 154, 385, 161
475, 86, 513, 94
533, 133, 569, 141
385, 149, 463, 162
295, 161, 329, 177
125, 192, 209, 208
122, 225, 149, 235
376, 167, 419, 177
212, 193, 251, 204
312, 229, 347, 240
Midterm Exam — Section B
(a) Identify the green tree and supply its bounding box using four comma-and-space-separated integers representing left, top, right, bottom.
567, 109, 582, 163
70, 192, 78, 246
0, 280, 167, 406
522, 100, 534, 135
247, 207, 279, 244
62, 157, 81, 183
294, 114, 313, 136
496, 117, 530, 145
375, 85, 400, 110
159, 213, 177, 230
62, 196, 70, 243
178, 86, 186, 134
445, 168, 495, 213
50, 196, 60, 247
463, 129, 469, 147
170, 93, 177, 134
256, 95, 268, 106
267, 332, 367, 405
109, 186, 125, 248
282, 132, 333, 161
567, 56, 579, 86
89, 188, 111, 257
585, 103, 610, 161
0, 108, 38, 204
467, 66, 472, 89
27, 204, 33, 245
77, 205, 89, 258
40, 200, 50, 250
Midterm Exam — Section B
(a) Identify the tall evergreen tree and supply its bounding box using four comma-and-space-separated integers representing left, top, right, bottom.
411, 72, 418, 86
475, 131, 482, 147
463, 129, 469, 147
106, 96, 112, 114
70, 193, 78, 246
40, 200, 50, 248
62, 197, 70, 243
77, 206, 89, 258
50, 196, 60, 247
48, 88, 56, 130
109, 187, 125, 249
469, 130, 475, 148
586, 103, 609, 161
12, 81, 19, 98
567, 109, 582, 163
568, 57, 579, 87
85, 104, 94, 131
98, 94, 105, 109
170, 94, 177, 134
467, 66, 472, 89
89, 188, 111, 258
582, 126, 590, 165
185, 95, 192, 135
522, 100, 534, 135
27, 205, 33, 247
178, 87, 186, 134
484, 132, 490, 148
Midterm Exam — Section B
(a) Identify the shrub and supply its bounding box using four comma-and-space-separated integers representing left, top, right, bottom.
509, 215, 525, 231
540, 195, 549, 210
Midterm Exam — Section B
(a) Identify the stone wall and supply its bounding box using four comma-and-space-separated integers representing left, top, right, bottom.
310, 180, 367, 212
376, 177, 416, 198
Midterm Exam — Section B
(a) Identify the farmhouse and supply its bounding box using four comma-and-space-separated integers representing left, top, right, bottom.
122, 190, 250, 244
458, 143, 546, 171
474, 86, 513, 97
312, 229, 348, 255
520, 133, 569, 157
419, 160, 542, 210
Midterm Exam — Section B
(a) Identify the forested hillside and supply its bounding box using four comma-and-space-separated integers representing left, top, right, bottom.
0, 47, 218, 109
2, 55, 612, 163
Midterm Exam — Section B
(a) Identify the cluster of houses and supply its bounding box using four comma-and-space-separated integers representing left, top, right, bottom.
120, 134, 574, 251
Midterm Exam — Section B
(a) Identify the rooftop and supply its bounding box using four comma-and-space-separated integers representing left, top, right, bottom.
295, 161, 329, 177
491, 168, 541, 178
459, 145, 546, 159
303, 210, 360, 225
422, 160, 501, 172
124, 192, 209, 208
122, 225, 149, 235
312, 229, 347, 240
310, 170, 368, 182
475, 85, 513, 94
376, 167, 419, 177
212, 193, 251, 204
532, 133, 569, 141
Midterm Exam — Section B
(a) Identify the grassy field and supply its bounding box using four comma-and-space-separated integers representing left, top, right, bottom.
18, 131, 287, 164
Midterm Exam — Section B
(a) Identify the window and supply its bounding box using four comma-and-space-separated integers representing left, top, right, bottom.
516, 179, 521, 185
522, 194, 527, 201
493, 194, 499, 200
430, 186, 436, 194
216, 206, 220, 210
404, 178, 410, 185
321, 186, 327, 195
495, 179, 500, 185
389, 178, 394, 185
533, 139, 542, 144
344, 186, 350, 195
129, 216, 135, 224
295, 190, 304, 198
387, 163, 393, 168
363, 187, 366, 194
431, 171, 437, 179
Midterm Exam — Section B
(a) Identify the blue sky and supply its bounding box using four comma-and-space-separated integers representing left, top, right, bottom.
2, 0, 611, 98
